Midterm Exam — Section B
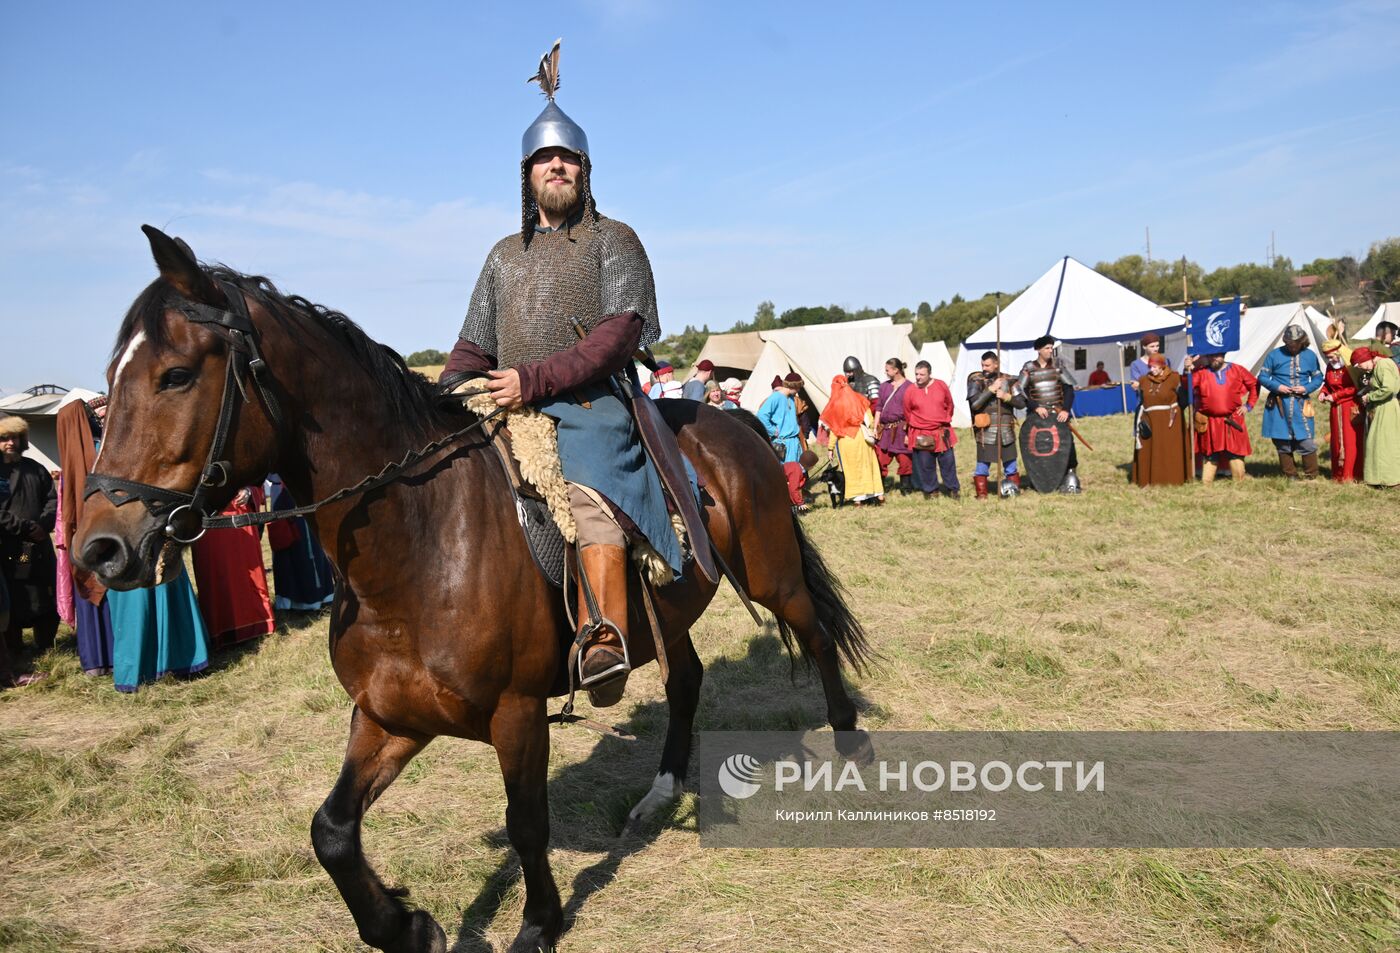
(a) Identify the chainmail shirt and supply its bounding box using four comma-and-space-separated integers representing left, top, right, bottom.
458, 216, 660, 368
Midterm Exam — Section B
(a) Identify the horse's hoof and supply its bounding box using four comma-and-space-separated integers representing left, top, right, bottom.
834, 728, 874, 766
405, 909, 446, 953
507, 924, 558, 953
624, 771, 681, 835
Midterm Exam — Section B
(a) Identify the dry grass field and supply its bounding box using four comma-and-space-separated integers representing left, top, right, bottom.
2, 411, 1398, 952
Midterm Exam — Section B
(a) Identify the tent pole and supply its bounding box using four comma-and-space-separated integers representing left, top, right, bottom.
1118, 342, 1127, 414
1185, 313, 1196, 481
995, 293, 1004, 486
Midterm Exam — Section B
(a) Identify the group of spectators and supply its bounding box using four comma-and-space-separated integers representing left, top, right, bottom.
0, 396, 336, 690
748, 356, 964, 508
1128, 319, 1400, 489
737, 317, 1400, 507
645, 359, 739, 409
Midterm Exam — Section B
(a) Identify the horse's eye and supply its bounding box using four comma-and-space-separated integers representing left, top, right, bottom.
160, 367, 194, 390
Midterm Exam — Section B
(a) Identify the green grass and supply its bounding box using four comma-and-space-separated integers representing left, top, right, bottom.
1, 411, 1397, 951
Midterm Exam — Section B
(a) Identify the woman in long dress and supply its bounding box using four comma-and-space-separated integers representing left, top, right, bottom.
1354, 347, 1400, 488
192, 485, 275, 648
820, 375, 884, 506
1320, 339, 1364, 483
1131, 354, 1190, 486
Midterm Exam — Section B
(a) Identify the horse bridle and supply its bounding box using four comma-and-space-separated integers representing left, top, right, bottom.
84, 281, 286, 544
84, 280, 505, 544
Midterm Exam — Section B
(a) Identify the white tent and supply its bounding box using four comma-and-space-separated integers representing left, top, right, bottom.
949, 257, 1184, 426
1218, 302, 1330, 376
738, 322, 920, 413
916, 340, 956, 385
0, 385, 103, 471
1352, 302, 1400, 341
686, 318, 919, 414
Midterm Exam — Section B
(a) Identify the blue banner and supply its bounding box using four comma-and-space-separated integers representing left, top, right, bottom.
1186, 298, 1242, 355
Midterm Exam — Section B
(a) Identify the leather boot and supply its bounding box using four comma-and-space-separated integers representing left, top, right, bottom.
974, 475, 989, 500
1301, 452, 1320, 480
1007, 472, 1021, 494
1201, 461, 1218, 484
576, 544, 630, 708
1229, 458, 1247, 481
899, 474, 915, 496
1277, 450, 1298, 480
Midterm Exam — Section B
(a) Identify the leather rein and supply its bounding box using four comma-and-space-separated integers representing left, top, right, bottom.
84, 282, 502, 543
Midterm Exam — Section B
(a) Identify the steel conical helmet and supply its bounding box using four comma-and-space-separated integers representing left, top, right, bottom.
522, 100, 589, 160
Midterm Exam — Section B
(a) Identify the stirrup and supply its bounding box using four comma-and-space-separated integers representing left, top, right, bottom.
577, 618, 631, 700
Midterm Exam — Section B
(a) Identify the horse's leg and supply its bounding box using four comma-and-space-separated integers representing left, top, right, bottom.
311, 707, 445, 953
492, 694, 562, 953
626, 632, 703, 829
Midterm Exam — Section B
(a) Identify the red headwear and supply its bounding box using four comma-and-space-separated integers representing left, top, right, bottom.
1147, 353, 1168, 366
1351, 347, 1376, 366
820, 375, 869, 440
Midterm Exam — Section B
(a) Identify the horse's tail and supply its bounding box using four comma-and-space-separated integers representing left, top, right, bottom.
777, 515, 875, 676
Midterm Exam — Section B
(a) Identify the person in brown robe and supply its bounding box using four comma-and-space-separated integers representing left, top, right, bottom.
1131, 354, 1190, 486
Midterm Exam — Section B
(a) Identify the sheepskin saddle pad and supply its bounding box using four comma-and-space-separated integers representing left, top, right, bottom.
465, 392, 676, 590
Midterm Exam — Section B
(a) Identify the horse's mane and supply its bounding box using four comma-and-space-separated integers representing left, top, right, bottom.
113, 266, 454, 431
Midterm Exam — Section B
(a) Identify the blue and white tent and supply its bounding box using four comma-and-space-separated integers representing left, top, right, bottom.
950, 257, 1186, 425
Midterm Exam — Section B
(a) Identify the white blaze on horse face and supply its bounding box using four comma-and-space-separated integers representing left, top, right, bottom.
96, 329, 146, 467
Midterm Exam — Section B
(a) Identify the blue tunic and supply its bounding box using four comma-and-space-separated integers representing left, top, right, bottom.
1257, 347, 1322, 440
538, 374, 683, 576
757, 391, 802, 463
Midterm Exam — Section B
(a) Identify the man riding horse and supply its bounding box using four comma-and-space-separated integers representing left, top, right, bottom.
439, 40, 681, 708
73, 41, 870, 952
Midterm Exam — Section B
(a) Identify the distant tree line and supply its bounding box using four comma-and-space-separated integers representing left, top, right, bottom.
413, 238, 1400, 368
404, 348, 447, 367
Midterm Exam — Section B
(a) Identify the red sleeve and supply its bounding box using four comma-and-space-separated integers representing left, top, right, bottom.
443, 338, 496, 377
514, 311, 645, 405
1239, 365, 1260, 406
936, 381, 953, 422
267, 519, 301, 552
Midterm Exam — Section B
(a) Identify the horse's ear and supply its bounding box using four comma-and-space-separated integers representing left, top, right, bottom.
141, 224, 224, 305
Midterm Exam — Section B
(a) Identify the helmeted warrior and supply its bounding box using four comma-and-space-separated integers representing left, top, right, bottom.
843, 356, 881, 404
1017, 334, 1082, 492
966, 350, 1026, 499
440, 40, 681, 707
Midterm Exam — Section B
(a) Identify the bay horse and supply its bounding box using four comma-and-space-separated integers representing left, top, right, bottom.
73, 226, 872, 953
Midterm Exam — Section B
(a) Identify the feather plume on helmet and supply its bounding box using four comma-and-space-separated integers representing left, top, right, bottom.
519, 38, 597, 241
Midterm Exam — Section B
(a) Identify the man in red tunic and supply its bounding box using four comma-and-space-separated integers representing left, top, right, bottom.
903, 360, 960, 499
1186, 352, 1259, 483
1319, 339, 1364, 482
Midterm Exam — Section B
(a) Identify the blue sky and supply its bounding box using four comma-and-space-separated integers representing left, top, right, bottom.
3, 0, 1398, 393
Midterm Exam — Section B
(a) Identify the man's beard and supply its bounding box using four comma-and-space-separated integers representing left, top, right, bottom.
536, 179, 580, 216
1, 450, 20, 464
